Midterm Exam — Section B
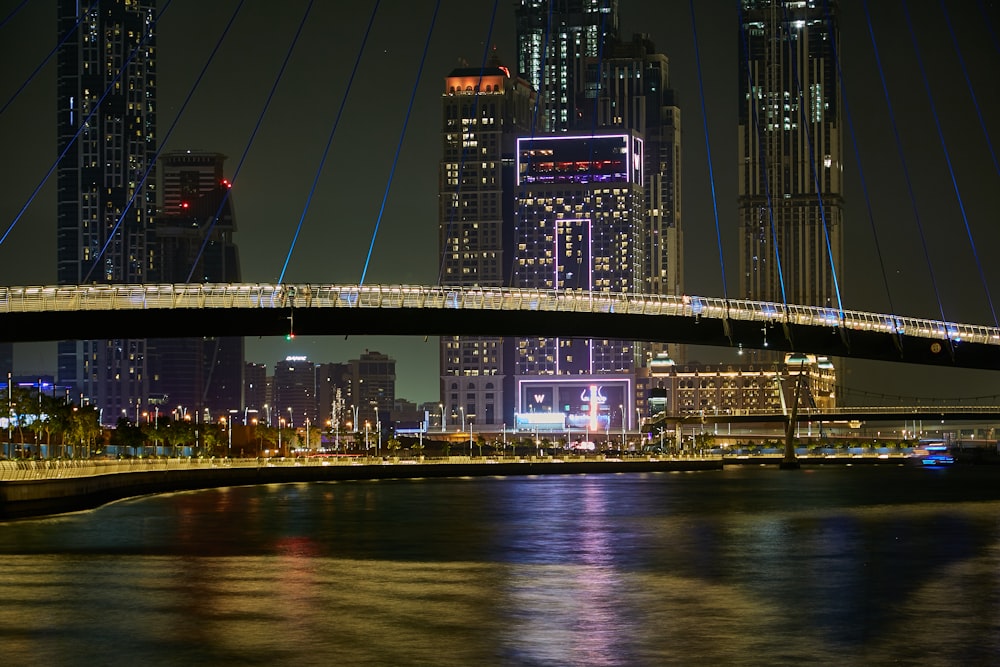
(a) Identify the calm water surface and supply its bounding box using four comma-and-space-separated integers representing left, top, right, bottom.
1, 464, 999, 666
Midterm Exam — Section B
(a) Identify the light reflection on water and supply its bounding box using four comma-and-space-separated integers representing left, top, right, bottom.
0, 466, 998, 666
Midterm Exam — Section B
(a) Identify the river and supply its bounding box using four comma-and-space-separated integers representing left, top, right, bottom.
1, 463, 998, 666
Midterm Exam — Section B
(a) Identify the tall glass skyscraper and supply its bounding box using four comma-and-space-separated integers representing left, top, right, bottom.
438, 53, 534, 428
56, 0, 157, 422
515, 0, 619, 132
738, 0, 843, 308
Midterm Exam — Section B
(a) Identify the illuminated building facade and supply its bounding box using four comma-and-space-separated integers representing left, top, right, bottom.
56, 0, 157, 422
515, 0, 619, 132
273, 356, 316, 430
439, 53, 534, 428
513, 131, 644, 430
148, 151, 243, 423
738, 0, 843, 308
648, 352, 837, 416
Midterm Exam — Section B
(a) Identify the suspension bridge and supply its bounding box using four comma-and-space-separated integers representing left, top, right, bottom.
0, 282, 997, 371
0, 1, 997, 403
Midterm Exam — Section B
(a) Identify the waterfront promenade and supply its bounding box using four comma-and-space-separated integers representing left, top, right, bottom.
0, 455, 725, 520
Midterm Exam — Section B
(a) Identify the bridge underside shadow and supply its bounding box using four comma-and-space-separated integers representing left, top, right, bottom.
4, 306, 999, 371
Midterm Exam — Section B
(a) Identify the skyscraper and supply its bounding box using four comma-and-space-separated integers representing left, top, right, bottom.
738, 0, 843, 308
596, 33, 683, 365
56, 0, 157, 422
515, 0, 619, 132
438, 53, 534, 428
512, 131, 645, 430
148, 150, 243, 422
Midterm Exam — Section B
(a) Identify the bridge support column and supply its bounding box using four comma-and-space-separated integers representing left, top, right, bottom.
780, 359, 805, 470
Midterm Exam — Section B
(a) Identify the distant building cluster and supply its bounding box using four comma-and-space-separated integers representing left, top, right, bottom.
439, 0, 841, 435
45, 0, 841, 438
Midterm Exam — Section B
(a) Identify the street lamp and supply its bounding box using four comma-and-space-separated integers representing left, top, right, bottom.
365, 420, 371, 455
374, 406, 380, 456
287, 407, 293, 429
620, 404, 626, 449
278, 417, 285, 457
439, 403, 445, 432
468, 416, 473, 457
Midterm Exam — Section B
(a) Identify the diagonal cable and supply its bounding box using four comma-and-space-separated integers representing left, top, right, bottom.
779, 2, 844, 315
903, 0, 996, 328
85, 0, 247, 282
359, 0, 442, 286
0, 0, 28, 31
738, 0, 787, 308
187, 0, 315, 282
822, 0, 897, 325
0, 1, 171, 249
278, 0, 382, 283
861, 0, 948, 328
941, 1, 1000, 181
0, 2, 94, 118
690, 0, 727, 300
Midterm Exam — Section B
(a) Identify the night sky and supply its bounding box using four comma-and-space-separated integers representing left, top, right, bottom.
0, 1, 998, 405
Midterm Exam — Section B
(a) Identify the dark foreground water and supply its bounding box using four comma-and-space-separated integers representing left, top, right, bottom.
1, 464, 999, 666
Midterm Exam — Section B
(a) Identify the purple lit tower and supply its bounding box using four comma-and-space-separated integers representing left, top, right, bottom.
512, 131, 644, 432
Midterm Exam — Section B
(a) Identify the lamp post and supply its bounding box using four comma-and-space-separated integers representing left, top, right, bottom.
365, 420, 371, 456
374, 406, 380, 456
287, 407, 293, 429
278, 417, 284, 457
620, 404, 626, 449
305, 416, 310, 451
439, 403, 445, 432
263, 403, 270, 427
468, 416, 473, 457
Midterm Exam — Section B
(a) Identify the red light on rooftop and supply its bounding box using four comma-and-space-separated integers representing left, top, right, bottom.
221, 179, 231, 188
180, 202, 190, 209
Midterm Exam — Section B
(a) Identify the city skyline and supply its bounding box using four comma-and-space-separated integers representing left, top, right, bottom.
0, 1, 998, 405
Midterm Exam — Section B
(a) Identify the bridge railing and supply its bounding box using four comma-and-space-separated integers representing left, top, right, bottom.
1, 283, 998, 347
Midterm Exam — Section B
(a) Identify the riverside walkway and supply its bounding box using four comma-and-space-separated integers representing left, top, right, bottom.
0, 455, 723, 520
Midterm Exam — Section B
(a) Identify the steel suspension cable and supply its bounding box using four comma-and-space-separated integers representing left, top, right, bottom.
902, 0, 997, 328
359, 0, 441, 286
0, 1, 172, 249
902, 0, 1000, 327
0, 0, 28, 31
778, 2, 843, 316
435, 0, 500, 287
187, 0, 315, 282
278, 0, 382, 284
0, 2, 94, 118
861, 0, 948, 328
822, 0, 897, 325
85, 0, 247, 282
940, 1, 1000, 182
975, 0, 1000, 57
737, 1, 788, 309
689, 0, 727, 300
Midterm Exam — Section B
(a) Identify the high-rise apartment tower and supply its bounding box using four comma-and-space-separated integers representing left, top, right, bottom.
738, 0, 843, 308
56, 0, 157, 421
